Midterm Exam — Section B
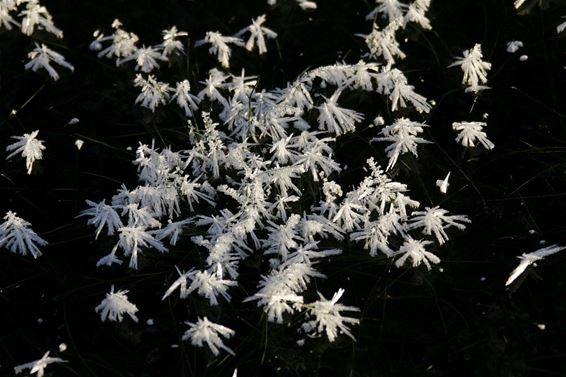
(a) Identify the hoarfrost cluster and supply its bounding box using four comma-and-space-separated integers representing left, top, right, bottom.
7, 0, 544, 369
73, 1, 484, 353
449, 43, 492, 93
0, 0, 73, 80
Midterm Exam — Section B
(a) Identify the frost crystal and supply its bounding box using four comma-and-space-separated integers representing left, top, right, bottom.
362, 20, 405, 68
14, 351, 66, 377
117, 45, 167, 72
394, 237, 439, 270
449, 44, 491, 93
506, 244, 565, 286
113, 225, 168, 269
376, 69, 431, 113
195, 31, 244, 68
79, 199, 123, 239
6, 129, 46, 174
372, 117, 431, 170
182, 317, 235, 356
95, 286, 139, 322
92, 20, 139, 60
317, 90, 364, 136
452, 121, 494, 150
236, 14, 277, 55
19, 0, 63, 38
436, 172, 451, 194
172, 80, 200, 117
407, 206, 471, 245
0, 0, 19, 30
302, 288, 360, 342
134, 74, 171, 111
0, 211, 47, 258
24, 43, 74, 80
160, 26, 188, 56
162, 267, 236, 305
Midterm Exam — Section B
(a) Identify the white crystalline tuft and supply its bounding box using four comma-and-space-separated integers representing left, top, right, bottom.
6, 129, 45, 174
301, 288, 360, 342
0, 211, 47, 258
172, 80, 200, 117
182, 317, 235, 355
25, 43, 74, 81
0, 0, 20, 31
394, 237, 439, 270
235, 14, 278, 55
134, 74, 171, 111
160, 26, 188, 56
406, 206, 470, 245
449, 44, 491, 93
194, 31, 244, 68
452, 121, 494, 150
316, 90, 364, 136
360, 20, 405, 68
117, 45, 168, 73
95, 286, 139, 322
371, 117, 431, 171
78, 199, 123, 239
19, 0, 63, 38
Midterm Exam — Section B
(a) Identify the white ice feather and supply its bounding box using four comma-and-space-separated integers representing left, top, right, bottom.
505, 244, 565, 286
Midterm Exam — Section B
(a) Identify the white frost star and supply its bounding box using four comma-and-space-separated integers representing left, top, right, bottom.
449, 44, 491, 93
6, 130, 45, 175
182, 317, 235, 355
24, 43, 74, 80
236, 14, 277, 55
95, 286, 139, 322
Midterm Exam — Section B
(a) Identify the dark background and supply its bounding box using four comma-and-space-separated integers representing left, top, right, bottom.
1, 0, 566, 376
